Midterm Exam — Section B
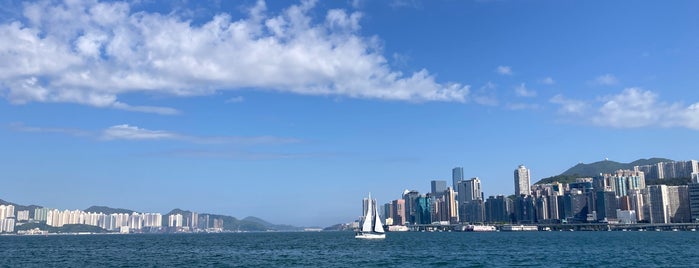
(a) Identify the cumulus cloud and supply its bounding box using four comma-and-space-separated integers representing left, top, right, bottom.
591, 74, 619, 86
0, 0, 469, 113
550, 88, 699, 130
540, 77, 555, 85
550, 94, 587, 114
496, 66, 512, 75
472, 82, 498, 106
514, 83, 536, 97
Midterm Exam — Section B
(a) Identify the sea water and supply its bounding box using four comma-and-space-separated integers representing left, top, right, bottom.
1, 231, 697, 267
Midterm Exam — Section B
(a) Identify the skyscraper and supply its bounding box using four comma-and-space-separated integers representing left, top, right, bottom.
452, 167, 464, 190
430, 180, 447, 198
514, 165, 531, 196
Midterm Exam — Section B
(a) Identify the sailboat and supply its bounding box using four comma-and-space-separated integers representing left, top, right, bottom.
355, 193, 386, 239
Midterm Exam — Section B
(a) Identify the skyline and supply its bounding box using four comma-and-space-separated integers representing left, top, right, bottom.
1, 0, 698, 227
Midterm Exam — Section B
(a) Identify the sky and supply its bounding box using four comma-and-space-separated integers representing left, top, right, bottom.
1, 0, 698, 227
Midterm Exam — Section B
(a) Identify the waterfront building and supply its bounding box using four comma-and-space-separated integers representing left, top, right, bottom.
689, 182, 699, 222
563, 190, 588, 223
34, 207, 50, 222
547, 195, 563, 221
432, 197, 446, 223
213, 218, 223, 229
391, 199, 406, 225
513, 195, 536, 224
444, 187, 459, 223
431, 180, 447, 199
0, 218, 15, 233
627, 189, 645, 222
595, 190, 618, 221
461, 199, 485, 223
168, 214, 183, 227
452, 167, 464, 190
535, 196, 548, 222
648, 185, 669, 224
0, 205, 15, 220
457, 178, 483, 223
143, 213, 163, 228
383, 202, 393, 223
616, 210, 637, 224
485, 195, 511, 223
16, 210, 29, 221
514, 165, 531, 196
667, 186, 690, 223
402, 190, 420, 224
190, 212, 199, 230
414, 195, 431, 224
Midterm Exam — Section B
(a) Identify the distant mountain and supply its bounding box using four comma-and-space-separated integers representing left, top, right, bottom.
84, 206, 136, 215
242, 216, 307, 231
0, 199, 43, 218
165, 209, 280, 231
537, 157, 674, 185
323, 223, 354, 231
561, 158, 673, 177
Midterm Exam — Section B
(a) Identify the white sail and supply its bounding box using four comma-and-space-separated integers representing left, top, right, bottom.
373, 202, 385, 233
361, 195, 373, 232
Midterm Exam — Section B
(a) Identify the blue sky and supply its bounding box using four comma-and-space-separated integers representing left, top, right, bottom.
1, 0, 698, 227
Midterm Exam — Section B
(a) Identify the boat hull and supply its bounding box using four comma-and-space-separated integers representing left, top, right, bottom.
355, 232, 386, 239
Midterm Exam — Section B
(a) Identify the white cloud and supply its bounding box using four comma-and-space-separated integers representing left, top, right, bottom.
514, 83, 536, 97
8, 122, 91, 137
496, 66, 512, 75
0, 0, 469, 113
550, 94, 587, 114
101, 124, 179, 140
472, 82, 498, 106
550, 88, 699, 130
591, 74, 619, 86
10, 122, 302, 144
540, 77, 555, 85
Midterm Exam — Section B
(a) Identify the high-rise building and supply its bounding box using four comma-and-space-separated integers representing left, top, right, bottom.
402, 190, 420, 224
458, 177, 482, 203
452, 167, 464, 190
648, 185, 669, 224
430, 180, 447, 198
667, 186, 690, 223
34, 208, 50, 222
444, 187, 459, 223
688, 182, 699, 222
414, 196, 432, 224
514, 165, 531, 196
595, 190, 618, 221
485, 195, 511, 223
168, 214, 183, 227
391, 199, 405, 225
16, 210, 29, 221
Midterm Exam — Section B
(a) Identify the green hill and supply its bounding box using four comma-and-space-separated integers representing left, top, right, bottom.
537, 157, 674, 185
561, 158, 672, 177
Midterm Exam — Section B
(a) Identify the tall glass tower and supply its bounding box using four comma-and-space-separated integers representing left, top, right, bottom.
452, 167, 464, 190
